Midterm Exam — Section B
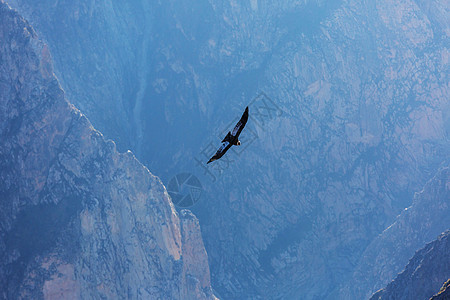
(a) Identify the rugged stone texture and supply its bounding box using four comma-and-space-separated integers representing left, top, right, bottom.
0, 2, 214, 299
180, 210, 214, 299
6, 0, 450, 299
341, 167, 450, 299
370, 231, 450, 300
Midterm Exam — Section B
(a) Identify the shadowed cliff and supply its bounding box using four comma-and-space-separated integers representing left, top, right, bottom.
370, 231, 450, 300
341, 167, 449, 298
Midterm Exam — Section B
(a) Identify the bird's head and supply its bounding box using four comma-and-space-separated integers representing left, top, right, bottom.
237, 140, 241, 146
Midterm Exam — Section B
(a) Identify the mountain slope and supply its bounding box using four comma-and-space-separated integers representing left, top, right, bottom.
0, 2, 214, 299
370, 231, 450, 300
340, 167, 450, 298
431, 279, 450, 300
6, 0, 449, 299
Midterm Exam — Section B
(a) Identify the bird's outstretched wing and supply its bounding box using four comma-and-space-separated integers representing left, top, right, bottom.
231, 106, 249, 138
207, 141, 232, 164
207, 106, 249, 164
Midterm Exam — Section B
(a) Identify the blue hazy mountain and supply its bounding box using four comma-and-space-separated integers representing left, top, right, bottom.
370, 230, 450, 300
0, 2, 215, 298
4, 0, 450, 298
341, 167, 450, 299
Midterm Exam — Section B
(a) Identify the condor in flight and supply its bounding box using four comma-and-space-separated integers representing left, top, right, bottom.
207, 106, 249, 164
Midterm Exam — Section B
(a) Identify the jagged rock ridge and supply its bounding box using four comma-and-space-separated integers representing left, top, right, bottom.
431, 279, 450, 300
0, 2, 214, 299
370, 231, 450, 300
340, 167, 450, 299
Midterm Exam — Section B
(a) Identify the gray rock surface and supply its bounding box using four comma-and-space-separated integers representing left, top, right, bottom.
370, 231, 450, 300
6, 0, 449, 299
0, 2, 214, 299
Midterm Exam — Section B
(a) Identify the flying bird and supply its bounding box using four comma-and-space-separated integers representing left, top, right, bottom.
207, 106, 249, 164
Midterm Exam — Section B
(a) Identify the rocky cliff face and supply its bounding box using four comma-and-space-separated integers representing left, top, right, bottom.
6, 0, 449, 299
5, 0, 153, 152
370, 231, 450, 300
340, 167, 450, 299
0, 2, 214, 299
